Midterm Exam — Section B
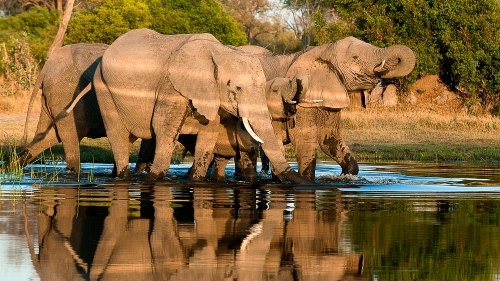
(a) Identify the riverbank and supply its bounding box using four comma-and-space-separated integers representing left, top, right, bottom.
1, 75, 500, 164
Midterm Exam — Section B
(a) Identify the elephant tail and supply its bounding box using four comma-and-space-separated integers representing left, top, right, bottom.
22, 68, 46, 146
51, 82, 92, 124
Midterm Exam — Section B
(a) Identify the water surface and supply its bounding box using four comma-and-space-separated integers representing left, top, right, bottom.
1, 161, 500, 280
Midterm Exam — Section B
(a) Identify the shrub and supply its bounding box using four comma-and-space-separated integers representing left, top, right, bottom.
65, 0, 247, 46
1, 32, 39, 96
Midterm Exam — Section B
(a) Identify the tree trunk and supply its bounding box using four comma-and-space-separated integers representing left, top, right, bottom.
47, 0, 74, 58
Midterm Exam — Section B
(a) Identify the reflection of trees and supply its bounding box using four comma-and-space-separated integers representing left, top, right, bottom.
348, 199, 500, 280
30, 185, 364, 280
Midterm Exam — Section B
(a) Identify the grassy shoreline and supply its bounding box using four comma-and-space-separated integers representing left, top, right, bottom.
1, 89, 500, 165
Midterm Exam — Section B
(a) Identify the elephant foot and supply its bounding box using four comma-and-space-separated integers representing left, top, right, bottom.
341, 156, 359, 175
234, 171, 258, 183
277, 167, 315, 185
116, 166, 132, 180
134, 161, 152, 174
143, 171, 164, 184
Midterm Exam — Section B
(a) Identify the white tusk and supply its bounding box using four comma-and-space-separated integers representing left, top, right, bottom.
242, 117, 264, 144
285, 99, 297, 104
379, 60, 386, 69
301, 99, 323, 103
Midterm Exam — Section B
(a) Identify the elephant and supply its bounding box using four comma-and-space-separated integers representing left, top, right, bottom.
91, 29, 312, 184
1, 43, 108, 173
0, 43, 155, 176
171, 77, 298, 182
228, 38, 416, 179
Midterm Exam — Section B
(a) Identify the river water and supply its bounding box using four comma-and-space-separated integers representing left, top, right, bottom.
1, 161, 500, 281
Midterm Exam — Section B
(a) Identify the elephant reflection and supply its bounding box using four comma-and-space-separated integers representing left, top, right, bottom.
29, 186, 366, 281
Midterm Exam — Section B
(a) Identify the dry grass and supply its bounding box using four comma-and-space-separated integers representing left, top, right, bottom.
342, 106, 500, 147
1, 76, 500, 163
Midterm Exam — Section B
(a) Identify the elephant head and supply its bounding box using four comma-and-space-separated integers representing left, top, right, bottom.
265, 77, 298, 120
286, 36, 416, 109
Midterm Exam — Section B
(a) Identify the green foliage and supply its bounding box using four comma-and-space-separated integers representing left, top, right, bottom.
0, 7, 59, 62
1, 32, 39, 95
65, 0, 152, 44
65, 0, 247, 46
312, 0, 500, 101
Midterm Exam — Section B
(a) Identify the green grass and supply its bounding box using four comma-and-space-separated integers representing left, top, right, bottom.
321, 144, 500, 163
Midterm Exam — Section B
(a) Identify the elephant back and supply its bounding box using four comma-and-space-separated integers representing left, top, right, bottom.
100, 29, 220, 138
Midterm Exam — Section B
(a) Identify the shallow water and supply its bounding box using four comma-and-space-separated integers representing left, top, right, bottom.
1, 161, 500, 280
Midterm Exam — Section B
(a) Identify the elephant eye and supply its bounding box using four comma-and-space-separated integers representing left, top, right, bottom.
236, 86, 242, 91
352, 54, 359, 60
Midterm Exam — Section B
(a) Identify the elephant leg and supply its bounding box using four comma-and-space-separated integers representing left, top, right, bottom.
94, 70, 132, 179
135, 138, 156, 173
146, 92, 190, 182
54, 117, 82, 173
188, 115, 220, 181
211, 155, 230, 181
235, 150, 258, 182
259, 146, 270, 174
289, 106, 318, 180
317, 109, 359, 175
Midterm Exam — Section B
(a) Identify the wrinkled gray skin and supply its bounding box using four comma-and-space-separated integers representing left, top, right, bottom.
171, 77, 298, 182
2, 44, 108, 173
94, 29, 311, 184
234, 37, 416, 179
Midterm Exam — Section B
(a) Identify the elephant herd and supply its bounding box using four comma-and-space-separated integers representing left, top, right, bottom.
3, 28, 416, 184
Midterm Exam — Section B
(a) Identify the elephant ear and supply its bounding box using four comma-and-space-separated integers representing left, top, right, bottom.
211, 52, 267, 118
286, 48, 350, 109
167, 40, 220, 121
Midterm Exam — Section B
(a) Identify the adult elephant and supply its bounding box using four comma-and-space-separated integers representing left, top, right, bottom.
3, 43, 108, 173
93, 29, 311, 184
238, 38, 416, 179
0, 43, 155, 176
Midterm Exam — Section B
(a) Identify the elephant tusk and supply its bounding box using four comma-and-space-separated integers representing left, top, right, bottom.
374, 60, 387, 73
301, 99, 323, 103
285, 99, 297, 104
242, 117, 264, 144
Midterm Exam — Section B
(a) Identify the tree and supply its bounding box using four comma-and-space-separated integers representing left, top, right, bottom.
281, 0, 335, 49
65, 0, 247, 46
219, 0, 301, 53
219, 0, 272, 43
47, 0, 73, 57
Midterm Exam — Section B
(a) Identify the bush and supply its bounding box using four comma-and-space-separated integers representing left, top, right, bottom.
65, 0, 247, 46
1, 32, 39, 96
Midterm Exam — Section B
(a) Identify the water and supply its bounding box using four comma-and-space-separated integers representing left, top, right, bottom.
1, 161, 500, 281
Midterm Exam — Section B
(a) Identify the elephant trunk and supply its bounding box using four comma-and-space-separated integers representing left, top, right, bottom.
375, 45, 416, 78
244, 114, 313, 185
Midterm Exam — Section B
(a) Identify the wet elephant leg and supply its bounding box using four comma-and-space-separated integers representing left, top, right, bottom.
135, 138, 156, 173
188, 115, 220, 181
55, 117, 82, 173
235, 150, 258, 182
211, 155, 230, 181
289, 106, 318, 180
317, 109, 359, 175
94, 70, 132, 179
147, 92, 189, 182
